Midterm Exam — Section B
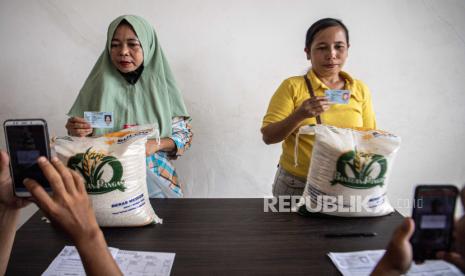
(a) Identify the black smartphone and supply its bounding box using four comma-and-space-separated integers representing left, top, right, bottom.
3, 119, 52, 197
411, 185, 459, 261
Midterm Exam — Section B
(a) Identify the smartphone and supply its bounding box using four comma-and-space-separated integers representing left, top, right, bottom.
411, 185, 459, 261
3, 119, 52, 197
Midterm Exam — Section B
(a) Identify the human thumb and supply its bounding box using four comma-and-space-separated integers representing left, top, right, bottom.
0, 150, 8, 168
394, 218, 415, 242
0, 151, 10, 179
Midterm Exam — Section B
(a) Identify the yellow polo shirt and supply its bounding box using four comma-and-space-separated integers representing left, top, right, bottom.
262, 69, 376, 179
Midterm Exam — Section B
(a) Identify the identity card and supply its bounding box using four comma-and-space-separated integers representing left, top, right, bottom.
325, 90, 350, 104
84, 111, 114, 128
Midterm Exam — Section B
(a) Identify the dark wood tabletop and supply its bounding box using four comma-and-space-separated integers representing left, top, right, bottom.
6, 198, 403, 275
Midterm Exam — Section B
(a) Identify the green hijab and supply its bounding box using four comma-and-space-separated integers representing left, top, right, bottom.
68, 15, 189, 137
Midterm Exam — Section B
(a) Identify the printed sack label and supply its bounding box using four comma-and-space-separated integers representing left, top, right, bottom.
296, 125, 401, 217
54, 125, 162, 226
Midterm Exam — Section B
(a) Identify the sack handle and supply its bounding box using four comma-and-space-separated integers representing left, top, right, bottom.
303, 75, 322, 124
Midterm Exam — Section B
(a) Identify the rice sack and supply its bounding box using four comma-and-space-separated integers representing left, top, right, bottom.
296, 125, 401, 217
54, 126, 162, 227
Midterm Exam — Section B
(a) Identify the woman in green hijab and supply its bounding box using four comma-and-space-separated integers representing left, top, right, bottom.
66, 15, 192, 198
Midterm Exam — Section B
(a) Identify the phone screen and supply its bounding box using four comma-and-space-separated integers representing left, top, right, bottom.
4, 120, 51, 195
411, 185, 458, 261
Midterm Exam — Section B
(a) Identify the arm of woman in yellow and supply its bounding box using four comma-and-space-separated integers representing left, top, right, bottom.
261, 80, 329, 144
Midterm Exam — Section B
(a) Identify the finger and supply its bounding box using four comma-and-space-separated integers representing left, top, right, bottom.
309, 99, 330, 108
12, 197, 30, 209
303, 96, 326, 103
403, 218, 415, 237
50, 157, 77, 195
309, 97, 330, 104
37, 157, 66, 195
78, 128, 93, 134
437, 251, 465, 270
79, 122, 92, 129
393, 218, 415, 242
69, 116, 87, 123
0, 150, 9, 169
301, 101, 327, 112
322, 105, 331, 111
74, 123, 92, 130
312, 104, 329, 114
319, 101, 332, 108
69, 117, 91, 129
0, 150, 10, 181
23, 178, 55, 212
66, 126, 91, 137
67, 117, 81, 127
74, 128, 92, 137
65, 122, 73, 134
70, 170, 86, 194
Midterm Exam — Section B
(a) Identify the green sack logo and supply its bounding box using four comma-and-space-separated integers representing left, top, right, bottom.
67, 148, 126, 194
330, 149, 387, 189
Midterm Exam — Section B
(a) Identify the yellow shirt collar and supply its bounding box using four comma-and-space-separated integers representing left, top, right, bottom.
306, 69, 354, 90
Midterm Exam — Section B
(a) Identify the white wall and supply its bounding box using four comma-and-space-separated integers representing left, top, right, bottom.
1, 0, 464, 219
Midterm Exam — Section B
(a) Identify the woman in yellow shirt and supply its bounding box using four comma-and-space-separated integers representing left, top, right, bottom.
261, 18, 376, 196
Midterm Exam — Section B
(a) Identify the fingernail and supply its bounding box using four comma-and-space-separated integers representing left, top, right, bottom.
38, 157, 47, 163
23, 178, 30, 184
52, 156, 59, 162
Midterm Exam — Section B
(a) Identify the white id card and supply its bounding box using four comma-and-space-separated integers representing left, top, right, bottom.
325, 90, 350, 104
84, 112, 114, 128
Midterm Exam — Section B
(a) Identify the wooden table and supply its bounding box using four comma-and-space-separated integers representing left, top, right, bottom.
6, 198, 403, 275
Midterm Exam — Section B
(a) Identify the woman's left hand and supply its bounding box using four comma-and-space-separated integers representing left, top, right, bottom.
146, 140, 160, 156
146, 138, 176, 156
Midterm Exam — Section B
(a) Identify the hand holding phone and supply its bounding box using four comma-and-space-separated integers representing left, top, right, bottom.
3, 119, 52, 197
411, 185, 459, 261
0, 150, 30, 208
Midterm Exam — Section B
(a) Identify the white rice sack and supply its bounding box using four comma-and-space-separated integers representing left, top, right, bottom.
54, 125, 162, 227
296, 125, 401, 217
